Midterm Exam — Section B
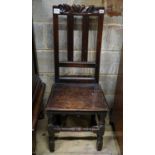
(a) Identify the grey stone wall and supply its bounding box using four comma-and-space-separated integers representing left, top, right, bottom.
32, 0, 123, 108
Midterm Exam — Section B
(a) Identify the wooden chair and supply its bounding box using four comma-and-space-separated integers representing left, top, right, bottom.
46, 4, 109, 152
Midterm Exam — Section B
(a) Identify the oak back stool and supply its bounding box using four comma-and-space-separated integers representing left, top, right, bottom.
46, 4, 109, 152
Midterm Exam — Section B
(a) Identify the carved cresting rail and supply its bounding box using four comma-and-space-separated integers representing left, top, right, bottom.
53, 4, 105, 14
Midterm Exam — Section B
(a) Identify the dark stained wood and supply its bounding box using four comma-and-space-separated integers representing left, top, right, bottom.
59, 61, 96, 68
57, 76, 96, 83
46, 5, 109, 152
53, 127, 98, 132
67, 15, 74, 61
55, 136, 97, 140
46, 83, 108, 111
53, 9, 104, 83
81, 16, 89, 61
54, 4, 105, 15
53, 14, 59, 82
95, 15, 104, 83
96, 113, 106, 151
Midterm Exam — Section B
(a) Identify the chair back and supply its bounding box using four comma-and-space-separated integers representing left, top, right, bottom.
53, 4, 105, 83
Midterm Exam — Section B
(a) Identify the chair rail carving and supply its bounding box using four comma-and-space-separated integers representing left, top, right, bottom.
55, 4, 104, 14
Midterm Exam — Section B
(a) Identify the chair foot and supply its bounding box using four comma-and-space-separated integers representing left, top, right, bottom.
48, 114, 55, 152
96, 113, 106, 151
96, 134, 103, 151
96, 137, 103, 151
49, 137, 55, 152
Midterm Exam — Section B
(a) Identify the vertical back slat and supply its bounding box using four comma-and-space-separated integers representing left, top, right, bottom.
95, 15, 104, 83
81, 16, 89, 61
67, 15, 74, 61
53, 14, 59, 82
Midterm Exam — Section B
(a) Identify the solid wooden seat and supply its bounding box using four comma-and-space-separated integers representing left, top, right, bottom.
46, 4, 109, 152
46, 83, 108, 111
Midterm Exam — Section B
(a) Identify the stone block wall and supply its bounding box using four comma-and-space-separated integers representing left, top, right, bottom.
32, 0, 123, 108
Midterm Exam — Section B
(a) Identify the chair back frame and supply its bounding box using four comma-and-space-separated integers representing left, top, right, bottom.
53, 4, 105, 83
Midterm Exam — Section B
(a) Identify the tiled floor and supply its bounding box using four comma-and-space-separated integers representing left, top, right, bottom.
36, 115, 121, 155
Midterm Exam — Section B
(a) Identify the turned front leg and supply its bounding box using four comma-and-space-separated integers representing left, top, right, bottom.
96, 112, 106, 151
47, 113, 55, 152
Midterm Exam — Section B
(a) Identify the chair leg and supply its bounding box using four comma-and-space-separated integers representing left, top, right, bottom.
32, 131, 36, 155
48, 114, 55, 152
49, 135, 55, 152
96, 127, 104, 151
96, 113, 106, 151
